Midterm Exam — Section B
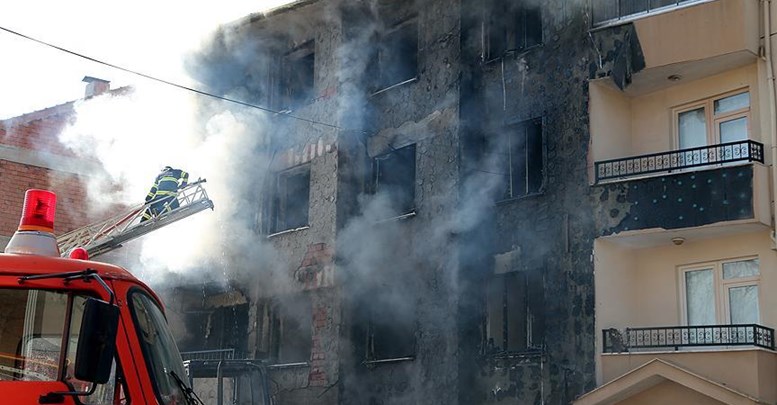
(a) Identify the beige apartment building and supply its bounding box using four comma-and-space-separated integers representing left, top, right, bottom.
581, 0, 777, 403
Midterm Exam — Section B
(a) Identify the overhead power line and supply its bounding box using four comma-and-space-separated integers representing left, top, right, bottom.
0, 25, 343, 130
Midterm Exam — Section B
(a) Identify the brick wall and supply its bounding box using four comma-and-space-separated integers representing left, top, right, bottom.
0, 160, 93, 237
308, 302, 330, 386
1, 105, 77, 158
0, 102, 108, 239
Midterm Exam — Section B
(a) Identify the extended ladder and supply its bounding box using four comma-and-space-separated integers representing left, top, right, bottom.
56, 179, 214, 258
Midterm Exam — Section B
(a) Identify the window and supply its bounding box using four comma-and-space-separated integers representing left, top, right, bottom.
681, 258, 760, 325
203, 304, 248, 354
277, 41, 315, 110
366, 295, 416, 361
372, 19, 418, 92
676, 90, 750, 150
0, 289, 124, 404
502, 118, 544, 200
592, 0, 705, 25
130, 291, 189, 405
272, 295, 312, 364
270, 165, 310, 234
484, 270, 544, 355
255, 295, 312, 364
484, 0, 542, 60
372, 144, 416, 217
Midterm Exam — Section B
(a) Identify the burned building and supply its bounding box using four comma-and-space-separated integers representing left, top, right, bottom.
173, 0, 598, 403
170, 0, 777, 404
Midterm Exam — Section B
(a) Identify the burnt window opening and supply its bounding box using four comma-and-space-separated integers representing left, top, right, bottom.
485, 0, 542, 60
203, 305, 249, 355
372, 144, 416, 217
502, 118, 544, 200
277, 41, 315, 110
371, 19, 419, 92
366, 295, 416, 361
255, 295, 312, 364
484, 271, 544, 355
270, 165, 310, 234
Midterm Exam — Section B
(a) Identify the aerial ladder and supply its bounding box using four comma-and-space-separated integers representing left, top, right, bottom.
56, 179, 214, 258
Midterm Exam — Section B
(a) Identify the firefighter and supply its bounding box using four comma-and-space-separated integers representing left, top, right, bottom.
142, 166, 189, 221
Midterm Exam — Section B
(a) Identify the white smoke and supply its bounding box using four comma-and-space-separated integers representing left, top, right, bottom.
59, 78, 275, 287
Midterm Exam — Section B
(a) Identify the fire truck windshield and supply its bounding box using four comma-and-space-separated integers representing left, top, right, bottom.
0, 288, 121, 404
129, 290, 193, 404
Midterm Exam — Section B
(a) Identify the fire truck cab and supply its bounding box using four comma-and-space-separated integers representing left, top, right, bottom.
0, 190, 198, 404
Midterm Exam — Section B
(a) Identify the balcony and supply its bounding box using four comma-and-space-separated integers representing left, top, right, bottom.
591, 0, 759, 96
589, 325, 777, 404
595, 140, 763, 184
592, 0, 711, 26
603, 324, 775, 353
593, 141, 770, 243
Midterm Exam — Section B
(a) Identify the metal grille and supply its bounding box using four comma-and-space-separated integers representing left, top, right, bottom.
594, 140, 764, 183
603, 324, 775, 353
592, 0, 707, 25
180, 349, 237, 361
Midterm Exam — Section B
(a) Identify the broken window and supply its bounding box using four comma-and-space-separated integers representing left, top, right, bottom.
203, 305, 249, 355
272, 294, 313, 364
372, 19, 418, 92
372, 144, 416, 217
256, 295, 312, 364
366, 294, 416, 361
484, 0, 542, 60
502, 118, 543, 200
276, 41, 315, 110
270, 165, 310, 234
484, 270, 544, 355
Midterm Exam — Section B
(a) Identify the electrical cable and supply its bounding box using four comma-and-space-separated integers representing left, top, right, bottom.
0, 25, 345, 131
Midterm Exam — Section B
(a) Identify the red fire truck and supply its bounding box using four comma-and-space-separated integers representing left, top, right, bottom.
0, 190, 202, 404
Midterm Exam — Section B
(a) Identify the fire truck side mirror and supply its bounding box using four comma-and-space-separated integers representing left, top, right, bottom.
74, 298, 120, 384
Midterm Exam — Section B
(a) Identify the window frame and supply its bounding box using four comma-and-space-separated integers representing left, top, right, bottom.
500, 117, 545, 201
269, 164, 311, 235
679, 257, 760, 326
483, 0, 542, 62
276, 40, 316, 111
270, 294, 312, 365
483, 269, 544, 357
673, 89, 751, 150
371, 17, 419, 94
371, 143, 417, 219
364, 298, 417, 363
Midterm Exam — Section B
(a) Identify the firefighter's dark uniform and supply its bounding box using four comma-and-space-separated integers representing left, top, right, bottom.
142, 167, 189, 221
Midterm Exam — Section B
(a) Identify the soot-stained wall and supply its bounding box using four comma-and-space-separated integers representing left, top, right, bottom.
595, 166, 757, 236
458, 0, 599, 403
190, 0, 613, 404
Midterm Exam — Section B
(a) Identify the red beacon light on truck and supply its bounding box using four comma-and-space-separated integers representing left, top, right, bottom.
18, 189, 56, 232
68, 247, 90, 260
4, 189, 61, 257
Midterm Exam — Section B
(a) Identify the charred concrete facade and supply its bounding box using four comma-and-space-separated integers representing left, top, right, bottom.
178, 0, 605, 404
458, 0, 598, 403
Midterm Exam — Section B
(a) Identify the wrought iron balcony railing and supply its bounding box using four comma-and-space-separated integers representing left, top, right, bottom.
595, 140, 764, 183
593, 0, 708, 25
603, 324, 775, 353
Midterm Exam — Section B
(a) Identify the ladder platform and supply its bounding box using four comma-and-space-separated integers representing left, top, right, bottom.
57, 179, 214, 258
